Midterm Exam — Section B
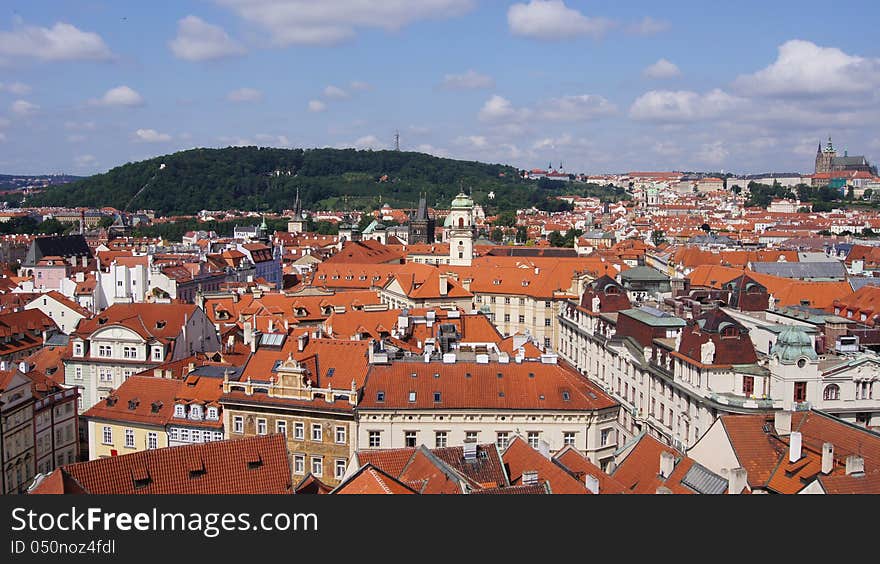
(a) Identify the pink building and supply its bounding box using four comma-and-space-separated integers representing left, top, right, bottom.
33, 256, 70, 291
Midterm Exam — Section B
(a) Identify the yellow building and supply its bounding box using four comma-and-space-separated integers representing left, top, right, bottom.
81, 373, 225, 460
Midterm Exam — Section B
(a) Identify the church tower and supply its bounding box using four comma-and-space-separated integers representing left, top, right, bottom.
287, 186, 308, 234
446, 191, 475, 266
815, 136, 836, 174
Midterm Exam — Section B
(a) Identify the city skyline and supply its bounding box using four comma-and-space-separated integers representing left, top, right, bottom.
1, 0, 879, 176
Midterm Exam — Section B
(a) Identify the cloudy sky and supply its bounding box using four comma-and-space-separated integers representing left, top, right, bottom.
1, 0, 879, 176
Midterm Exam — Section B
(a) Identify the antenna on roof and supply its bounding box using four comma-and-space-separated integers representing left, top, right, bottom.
394, 130, 400, 152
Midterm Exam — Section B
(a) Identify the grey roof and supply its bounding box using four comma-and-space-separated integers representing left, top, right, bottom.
191, 365, 242, 379
797, 252, 838, 263
687, 233, 737, 246
831, 155, 870, 166
24, 235, 92, 266
750, 261, 846, 280
620, 266, 670, 282
44, 333, 70, 347
620, 307, 686, 328
849, 277, 880, 292
680, 463, 728, 495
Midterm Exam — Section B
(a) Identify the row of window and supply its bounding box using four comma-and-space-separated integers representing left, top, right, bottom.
74, 343, 164, 361
292, 454, 346, 480
102, 426, 158, 449
168, 427, 224, 443
482, 296, 553, 308
366, 430, 589, 449
173, 404, 219, 421
232, 416, 347, 443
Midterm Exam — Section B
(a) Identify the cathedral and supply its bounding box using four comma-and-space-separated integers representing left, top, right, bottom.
815, 137, 877, 175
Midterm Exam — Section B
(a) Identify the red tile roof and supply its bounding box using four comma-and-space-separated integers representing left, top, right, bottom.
30, 434, 292, 494
360, 361, 617, 411
502, 436, 588, 494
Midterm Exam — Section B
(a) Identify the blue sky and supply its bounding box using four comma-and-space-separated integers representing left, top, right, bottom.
1, 0, 879, 176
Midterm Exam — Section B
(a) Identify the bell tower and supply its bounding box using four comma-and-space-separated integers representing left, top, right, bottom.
446, 191, 475, 266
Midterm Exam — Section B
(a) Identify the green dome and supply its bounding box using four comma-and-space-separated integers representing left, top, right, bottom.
450, 192, 474, 209
771, 326, 818, 363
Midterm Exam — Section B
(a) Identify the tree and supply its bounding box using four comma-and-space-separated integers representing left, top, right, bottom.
651, 229, 667, 246
864, 188, 874, 200
97, 216, 115, 229
515, 226, 528, 244
495, 210, 517, 227
730, 185, 742, 195
700, 223, 711, 233
862, 227, 876, 238
490, 227, 504, 243
548, 231, 565, 247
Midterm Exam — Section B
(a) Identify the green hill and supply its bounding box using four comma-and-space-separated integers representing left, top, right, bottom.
21, 146, 563, 215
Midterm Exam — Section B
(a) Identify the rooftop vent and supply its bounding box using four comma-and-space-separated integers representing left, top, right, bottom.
150, 401, 162, 414
127, 398, 139, 410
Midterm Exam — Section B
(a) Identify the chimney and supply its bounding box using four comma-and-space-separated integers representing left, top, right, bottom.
775, 411, 792, 436
822, 443, 834, 475
463, 441, 477, 462
243, 321, 253, 345
522, 470, 539, 486
298, 332, 309, 352
438, 273, 448, 297
789, 431, 803, 463
659, 451, 675, 479
727, 467, 748, 494
585, 474, 600, 494
250, 331, 259, 353
537, 440, 551, 459
845, 455, 865, 476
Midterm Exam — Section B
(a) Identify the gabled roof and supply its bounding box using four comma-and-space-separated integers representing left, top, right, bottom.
332, 464, 419, 495
612, 434, 703, 494
502, 436, 588, 494
73, 303, 198, 342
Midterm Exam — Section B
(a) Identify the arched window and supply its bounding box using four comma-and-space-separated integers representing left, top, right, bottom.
823, 384, 840, 401
458, 217, 464, 228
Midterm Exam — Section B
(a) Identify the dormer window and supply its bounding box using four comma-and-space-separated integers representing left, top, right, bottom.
189, 405, 203, 420
174, 404, 186, 418
152, 347, 163, 361
206, 407, 218, 420
74, 342, 84, 357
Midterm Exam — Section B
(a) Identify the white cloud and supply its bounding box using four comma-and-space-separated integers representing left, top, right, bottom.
10, 99, 38, 116
643, 59, 681, 80
64, 121, 96, 131
441, 70, 494, 90
215, 0, 474, 46
696, 141, 728, 165
134, 128, 172, 143
74, 154, 97, 168
169, 15, 247, 62
350, 80, 372, 91
323, 85, 349, 99
455, 135, 489, 148
254, 133, 292, 147
227, 87, 263, 102
651, 141, 681, 157
735, 39, 880, 98
507, 1, 614, 41
66, 134, 86, 143
0, 21, 113, 62
538, 94, 616, 121
352, 135, 386, 150
0, 82, 31, 95
92, 85, 144, 107
629, 89, 743, 122
627, 17, 670, 36
479, 95, 530, 122
415, 144, 449, 158
308, 100, 326, 113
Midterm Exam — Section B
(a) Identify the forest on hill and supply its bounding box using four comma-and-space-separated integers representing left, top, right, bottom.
17, 147, 580, 216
